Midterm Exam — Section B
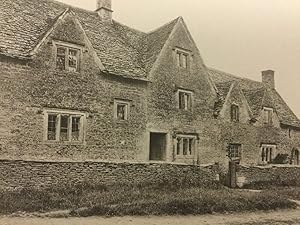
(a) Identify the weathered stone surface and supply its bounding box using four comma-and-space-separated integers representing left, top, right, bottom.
0, 159, 218, 190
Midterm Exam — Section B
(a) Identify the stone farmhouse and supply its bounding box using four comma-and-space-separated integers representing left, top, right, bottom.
1, 0, 300, 173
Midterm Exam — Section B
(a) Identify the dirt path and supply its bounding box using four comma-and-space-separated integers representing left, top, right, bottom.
0, 209, 299, 225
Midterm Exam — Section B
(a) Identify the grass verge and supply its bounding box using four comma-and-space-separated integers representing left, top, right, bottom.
0, 182, 297, 217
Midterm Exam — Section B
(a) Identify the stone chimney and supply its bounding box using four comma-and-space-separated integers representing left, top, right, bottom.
96, 0, 113, 22
262, 70, 275, 89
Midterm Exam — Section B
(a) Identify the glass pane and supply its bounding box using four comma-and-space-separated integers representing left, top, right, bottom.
117, 104, 126, 120
188, 138, 193, 155
57, 47, 66, 55
186, 93, 191, 110
68, 49, 78, 71
56, 54, 66, 70
183, 138, 188, 155
268, 111, 273, 124
184, 94, 189, 110
179, 92, 185, 109
177, 138, 181, 155
262, 148, 265, 161
176, 52, 181, 67
182, 54, 188, 68
71, 117, 80, 141
60, 115, 69, 141
47, 115, 57, 141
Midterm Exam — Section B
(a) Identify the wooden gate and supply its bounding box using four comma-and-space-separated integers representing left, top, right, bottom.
228, 161, 238, 188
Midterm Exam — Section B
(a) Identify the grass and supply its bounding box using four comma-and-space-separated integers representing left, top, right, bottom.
243, 179, 300, 201
0, 181, 297, 217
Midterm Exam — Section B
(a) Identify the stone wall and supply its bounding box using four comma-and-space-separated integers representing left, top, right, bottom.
0, 23, 148, 162
237, 164, 300, 186
0, 159, 219, 190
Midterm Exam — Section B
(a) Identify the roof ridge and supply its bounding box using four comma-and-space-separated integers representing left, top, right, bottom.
113, 20, 147, 35
48, 0, 96, 14
208, 67, 262, 85
146, 17, 181, 34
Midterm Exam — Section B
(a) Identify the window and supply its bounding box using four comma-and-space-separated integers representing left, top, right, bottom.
45, 110, 86, 143
291, 148, 299, 165
231, 104, 240, 122
260, 144, 276, 164
114, 100, 130, 121
56, 44, 80, 72
176, 50, 189, 68
178, 90, 193, 111
288, 129, 292, 138
228, 144, 242, 160
176, 136, 196, 156
263, 107, 273, 125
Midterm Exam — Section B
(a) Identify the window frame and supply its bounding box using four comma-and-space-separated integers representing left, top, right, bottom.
263, 107, 273, 125
175, 134, 197, 157
175, 48, 190, 69
54, 41, 82, 72
177, 89, 193, 111
231, 104, 240, 122
44, 109, 86, 144
114, 99, 130, 121
260, 144, 276, 164
228, 144, 242, 160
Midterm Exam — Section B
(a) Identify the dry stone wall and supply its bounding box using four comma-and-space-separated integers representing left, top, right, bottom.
0, 159, 219, 190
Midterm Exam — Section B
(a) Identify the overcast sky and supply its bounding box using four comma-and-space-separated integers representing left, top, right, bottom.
57, 0, 300, 118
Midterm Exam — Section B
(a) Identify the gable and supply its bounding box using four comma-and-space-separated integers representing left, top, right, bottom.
150, 18, 216, 95
209, 68, 300, 127
0, 0, 66, 58
218, 82, 251, 123
146, 18, 217, 118
50, 13, 86, 46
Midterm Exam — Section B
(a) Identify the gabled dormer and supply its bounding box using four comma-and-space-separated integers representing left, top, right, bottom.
147, 17, 217, 120
214, 81, 251, 123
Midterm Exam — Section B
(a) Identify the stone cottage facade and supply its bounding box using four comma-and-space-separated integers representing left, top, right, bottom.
0, 0, 300, 170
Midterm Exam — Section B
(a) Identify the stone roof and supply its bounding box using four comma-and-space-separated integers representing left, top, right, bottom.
1, 0, 299, 127
214, 81, 234, 116
209, 68, 300, 127
0, 0, 179, 79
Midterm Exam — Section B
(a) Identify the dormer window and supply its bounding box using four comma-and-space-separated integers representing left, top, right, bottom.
231, 104, 240, 122
263, 107, 273, 125
176, 49, 190, 69
177, 89, 193, 111
55, 42, 81, 72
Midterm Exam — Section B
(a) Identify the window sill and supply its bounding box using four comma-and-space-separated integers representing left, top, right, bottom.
114, 119, 129, 124
55, 69, 80, 74
176, 155, 195, 159
43, 141, 85, 146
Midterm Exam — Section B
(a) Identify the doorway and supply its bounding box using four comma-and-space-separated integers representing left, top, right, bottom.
149, 133, 167, 161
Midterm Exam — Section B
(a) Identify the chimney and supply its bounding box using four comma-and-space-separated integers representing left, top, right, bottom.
96, 0, 113, 22
262, 70, 275, 89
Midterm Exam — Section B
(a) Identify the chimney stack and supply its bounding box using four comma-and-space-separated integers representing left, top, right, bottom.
96, 0, 113, 22
262, 70, 275, 89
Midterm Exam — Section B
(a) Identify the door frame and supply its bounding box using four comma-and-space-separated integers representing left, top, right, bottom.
149, 131, 168, 161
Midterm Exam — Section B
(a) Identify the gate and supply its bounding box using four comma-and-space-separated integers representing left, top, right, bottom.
228, 161, 238, 188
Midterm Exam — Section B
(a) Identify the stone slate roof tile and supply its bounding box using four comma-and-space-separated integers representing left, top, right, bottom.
0, 0, 66, 58
208, 68, 300, 127
0, 0, 179, 80
214, 81, 234, 115
141, 18, 180, 73
243, 88, 266, 118
1, 0, 299, 127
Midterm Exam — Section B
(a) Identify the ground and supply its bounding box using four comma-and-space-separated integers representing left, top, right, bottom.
0, 208, 299, 225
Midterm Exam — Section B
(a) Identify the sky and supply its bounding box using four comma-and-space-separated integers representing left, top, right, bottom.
57, 0, 300, 118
